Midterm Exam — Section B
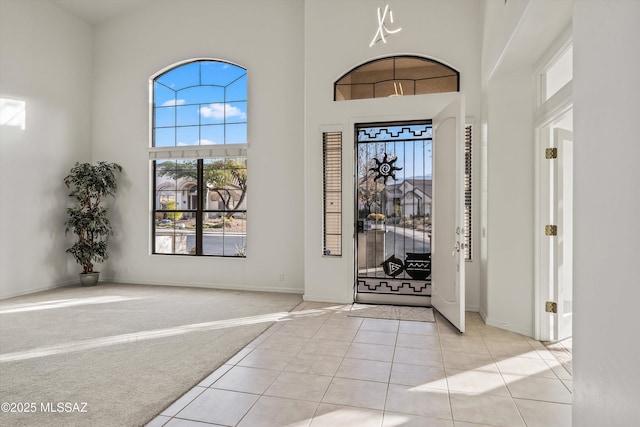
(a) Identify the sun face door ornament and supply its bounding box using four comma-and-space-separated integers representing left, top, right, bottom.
370, 153, 402, 184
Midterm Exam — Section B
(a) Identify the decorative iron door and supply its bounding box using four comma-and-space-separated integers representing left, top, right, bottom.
355, 121, 433, 304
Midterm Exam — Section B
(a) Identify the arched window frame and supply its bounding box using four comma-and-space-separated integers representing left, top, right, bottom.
334, 55, 459, 101
149, 59, 248, 257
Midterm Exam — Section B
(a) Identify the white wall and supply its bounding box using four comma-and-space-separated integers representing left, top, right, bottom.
485, 68, 535, 334
573, 1, 640, 425
303, 0, 483, 305
0, 0, 93, 298
91, 0, 305, 293
480, 0, 572, 336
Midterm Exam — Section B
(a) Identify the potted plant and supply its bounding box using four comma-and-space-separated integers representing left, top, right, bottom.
64, 161, 122, 286
367, 213, 386, 229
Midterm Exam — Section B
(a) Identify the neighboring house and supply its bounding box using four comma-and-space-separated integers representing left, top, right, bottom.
156, 176, 246, 219
384, 178, 432, 218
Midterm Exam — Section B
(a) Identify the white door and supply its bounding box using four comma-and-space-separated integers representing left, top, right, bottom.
554, 127, 573, 340
431, 95, 466, 333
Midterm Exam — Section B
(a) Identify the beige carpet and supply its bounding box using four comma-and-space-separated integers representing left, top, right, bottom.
348, 303, 435, 322
0, 283, 301, 427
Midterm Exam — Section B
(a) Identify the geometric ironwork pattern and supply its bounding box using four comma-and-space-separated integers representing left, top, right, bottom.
408, 282, 429, 292
360, 280, 381, 291
357, 279, 431, 297
357, 124, 432, 142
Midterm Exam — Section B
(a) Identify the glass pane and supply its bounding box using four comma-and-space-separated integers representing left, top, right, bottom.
200, 103, 225, 125
154, 106, 175, 128
201, 61, 246, 87
202, 212, 246, 256
374, 80, 415, 98
156, 62, 200, 91
175, 159, 197, 180
226, 101, 247, 123
154, 214, 194, 255
226, 123, 247, 144
348, 84, 374, 100
178, 86, 224, 105
200, 125, 224, 144
335, 84, 350, 101
154, 82, 177, 107
416, 75, 457, 94
176, 126, 199, 146
155, 190, 176, 210
226, 74, 247, 101
544, 45, 573, 101
176, 105, 200, 126
349, 58, 394, 84
154, 128, 175, 147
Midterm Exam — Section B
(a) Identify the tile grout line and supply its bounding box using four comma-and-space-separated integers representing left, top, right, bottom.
234, 305, 333, 426
380, 318, 401, 421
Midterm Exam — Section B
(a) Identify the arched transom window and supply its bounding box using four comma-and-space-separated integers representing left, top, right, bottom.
334, 56, 459, 101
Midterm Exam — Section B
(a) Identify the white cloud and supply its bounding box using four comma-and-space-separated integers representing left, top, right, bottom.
176, 139, 218, 146
200, 103, 246, 120
161, 99, 186, 107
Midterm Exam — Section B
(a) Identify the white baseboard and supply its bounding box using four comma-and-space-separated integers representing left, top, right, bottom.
483, 316, 533, 337
103, 278, 304, 295
0, 280, 77, 300
303, 293, 353, 305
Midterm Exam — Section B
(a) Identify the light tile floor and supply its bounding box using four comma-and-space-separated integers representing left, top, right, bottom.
148, 302, 572, 427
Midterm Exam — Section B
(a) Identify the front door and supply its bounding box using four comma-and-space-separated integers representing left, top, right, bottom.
355, 121, 433, 306
431, 96, 466, 333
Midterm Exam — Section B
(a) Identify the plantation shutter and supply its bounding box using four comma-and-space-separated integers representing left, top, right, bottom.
323, 131, 342, 256
464, 124, 472, 261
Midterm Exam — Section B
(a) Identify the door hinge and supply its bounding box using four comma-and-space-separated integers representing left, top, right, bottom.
545, 301, 558, 313
545, 225, 558, 236
545, 148, 558, 159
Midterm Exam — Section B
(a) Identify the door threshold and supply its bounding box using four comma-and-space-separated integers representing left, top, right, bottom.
355, 293, 431, 307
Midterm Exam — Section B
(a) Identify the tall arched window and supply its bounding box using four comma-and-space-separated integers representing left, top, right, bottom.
334, 55, 459, 101
150, 60, 248, 257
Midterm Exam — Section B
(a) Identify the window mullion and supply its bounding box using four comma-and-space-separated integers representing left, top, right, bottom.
152, 160, 158, 254
196, 159, 204, 255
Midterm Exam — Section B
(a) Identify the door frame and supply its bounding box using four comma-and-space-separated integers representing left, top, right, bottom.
352, 119, 434, 307
345, 92, 464, 306
534, 103, 573, 341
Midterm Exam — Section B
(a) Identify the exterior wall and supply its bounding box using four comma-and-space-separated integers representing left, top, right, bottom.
572, 1, 640, 425
91, 0, 305, 293
0, 0, 93, 298
304, 0, 482, 305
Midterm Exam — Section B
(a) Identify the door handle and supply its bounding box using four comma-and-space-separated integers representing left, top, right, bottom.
451, 241, 461, 257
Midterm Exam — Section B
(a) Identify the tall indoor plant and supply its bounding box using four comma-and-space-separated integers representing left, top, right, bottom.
64, 161, 122, 286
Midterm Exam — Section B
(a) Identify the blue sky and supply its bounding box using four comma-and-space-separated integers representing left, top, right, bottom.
153, 61, 247, 147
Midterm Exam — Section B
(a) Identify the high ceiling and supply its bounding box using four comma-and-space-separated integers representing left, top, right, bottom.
50, 0, 154, 25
